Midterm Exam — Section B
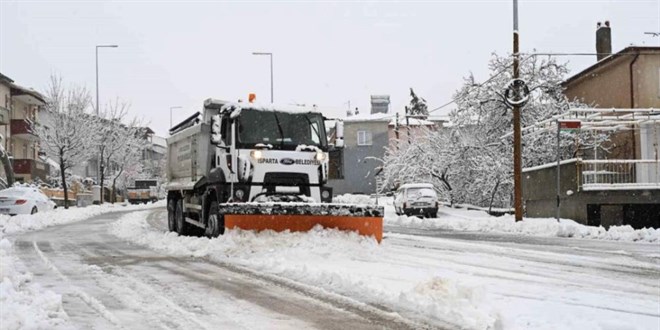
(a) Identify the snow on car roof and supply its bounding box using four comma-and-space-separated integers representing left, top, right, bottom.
0, 186, 39, 196
399, 183, 435, 189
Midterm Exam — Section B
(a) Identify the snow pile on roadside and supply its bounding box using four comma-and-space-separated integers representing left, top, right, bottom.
0, 201, 164, 330
389, 207, 660, 243
0, 200, 165, 238
110, 212, 499, 329
0, 239, 69, 330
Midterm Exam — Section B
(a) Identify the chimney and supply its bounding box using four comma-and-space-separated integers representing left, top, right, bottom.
370, 95, 390, 114
596, 20, 612, 61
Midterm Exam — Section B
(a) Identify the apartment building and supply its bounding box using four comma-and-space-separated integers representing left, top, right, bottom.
0, 72, 49, 183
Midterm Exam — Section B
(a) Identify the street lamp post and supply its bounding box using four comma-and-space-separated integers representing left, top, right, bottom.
252, 52, 273, 103
170, 106, 182, 129
95, 45, 119, 116
95, 44, 118, 203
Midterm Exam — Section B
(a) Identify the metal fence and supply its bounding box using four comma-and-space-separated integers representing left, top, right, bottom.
580, 159, 660, 190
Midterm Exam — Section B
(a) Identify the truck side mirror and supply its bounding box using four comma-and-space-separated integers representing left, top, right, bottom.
210, 114, 223, 146
335, 120, 344, 148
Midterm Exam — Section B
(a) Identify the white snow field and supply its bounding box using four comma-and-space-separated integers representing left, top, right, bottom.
111, 209, 660, 330
336, 194, 659, 243
2, 196, 658, 330
0, 201, 164, 330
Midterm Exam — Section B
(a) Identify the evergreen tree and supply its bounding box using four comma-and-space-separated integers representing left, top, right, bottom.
406, 88, 429, 119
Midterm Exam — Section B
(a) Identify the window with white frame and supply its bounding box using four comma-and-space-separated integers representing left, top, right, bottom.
357, 130, 372, 146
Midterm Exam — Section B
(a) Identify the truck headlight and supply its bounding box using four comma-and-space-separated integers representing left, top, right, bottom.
250, 150, 263, 160
235, 189, 245, 200
315, 152, 326, 162
321, 190, 330, 199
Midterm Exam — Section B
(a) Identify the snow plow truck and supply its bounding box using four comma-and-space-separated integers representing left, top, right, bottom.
165, 98, 383, 242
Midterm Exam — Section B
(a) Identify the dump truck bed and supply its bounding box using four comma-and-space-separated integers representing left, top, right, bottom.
166, 122, 213, 189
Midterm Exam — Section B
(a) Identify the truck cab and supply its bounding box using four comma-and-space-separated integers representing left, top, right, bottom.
207, 100, 334, 203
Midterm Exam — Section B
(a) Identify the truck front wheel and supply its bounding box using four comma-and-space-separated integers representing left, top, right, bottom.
167, 199, 177, 232
175, 199, 189, 236
205, 201, 223, 238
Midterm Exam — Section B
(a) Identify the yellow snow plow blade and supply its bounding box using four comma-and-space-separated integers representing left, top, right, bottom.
220, 203, 384, 243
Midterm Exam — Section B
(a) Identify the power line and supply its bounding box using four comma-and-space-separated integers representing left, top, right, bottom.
425, 50, 659, 115
427, 53, 535, 115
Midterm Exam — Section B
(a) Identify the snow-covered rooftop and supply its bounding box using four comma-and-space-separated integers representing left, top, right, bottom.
343, 112, 392, 122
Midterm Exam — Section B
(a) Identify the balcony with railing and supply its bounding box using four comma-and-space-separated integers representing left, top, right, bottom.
579, 159, 660, 191
11, 159, 50, 181
0, 106, 9, 125
10, 119, 38, 141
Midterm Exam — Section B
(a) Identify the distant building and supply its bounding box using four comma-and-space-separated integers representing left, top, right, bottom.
141, 127, 167, 179
329, 113, 390, 195
328, 96, 444, 195
0, 72, 50, 183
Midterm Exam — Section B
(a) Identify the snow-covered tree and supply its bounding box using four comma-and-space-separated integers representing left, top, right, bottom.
108, 129, 145, 203
31, 75, 100, 208
405, 88, 429, 119
97, 100, 145, 203
382, 53, 610, 210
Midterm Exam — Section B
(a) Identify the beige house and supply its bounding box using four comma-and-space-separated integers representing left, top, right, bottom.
0, 72, 50, 183
522, 24, 659, 228
562, 45, 660, 160
0, 73, 12, 152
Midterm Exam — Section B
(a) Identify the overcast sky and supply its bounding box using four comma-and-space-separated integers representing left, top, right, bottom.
1, 0, 659, 137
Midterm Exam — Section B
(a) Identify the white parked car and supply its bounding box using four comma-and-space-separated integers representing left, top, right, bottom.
0, 187, 56, 215
394, 183, 439, 218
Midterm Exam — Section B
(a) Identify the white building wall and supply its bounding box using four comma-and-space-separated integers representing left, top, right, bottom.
637, 123, 660, 184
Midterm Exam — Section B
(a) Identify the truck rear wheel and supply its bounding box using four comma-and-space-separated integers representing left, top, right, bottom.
175, 199, 189, 236
205, 201, 223, 238
167, 199, 177, 232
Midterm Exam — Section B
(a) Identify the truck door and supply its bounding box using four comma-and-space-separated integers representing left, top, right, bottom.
211, 114, 233, 183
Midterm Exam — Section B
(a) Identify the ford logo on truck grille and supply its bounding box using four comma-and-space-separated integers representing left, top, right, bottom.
280, 158, 295, 165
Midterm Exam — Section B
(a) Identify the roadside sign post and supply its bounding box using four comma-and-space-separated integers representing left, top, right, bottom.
556, 120, 581, 222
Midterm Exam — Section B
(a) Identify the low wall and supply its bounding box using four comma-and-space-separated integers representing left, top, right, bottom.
523, 160, 660, 229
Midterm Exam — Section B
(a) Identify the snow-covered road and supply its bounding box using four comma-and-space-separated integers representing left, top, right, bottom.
10, 210, 422, 330
6, 207, 660, 329
384, 225, 660, 329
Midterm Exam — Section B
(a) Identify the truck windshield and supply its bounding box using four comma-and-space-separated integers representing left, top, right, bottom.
237, 110, 327, 150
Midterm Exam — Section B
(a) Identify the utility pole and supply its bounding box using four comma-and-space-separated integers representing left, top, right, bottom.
512, 0, 523, 221
405, 107, 411, 144
395, 112, 400, 141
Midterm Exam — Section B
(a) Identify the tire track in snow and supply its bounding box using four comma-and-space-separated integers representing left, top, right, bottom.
32, 241, 124, 328
69, 225, 225, 330
144, 209, 437, 330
